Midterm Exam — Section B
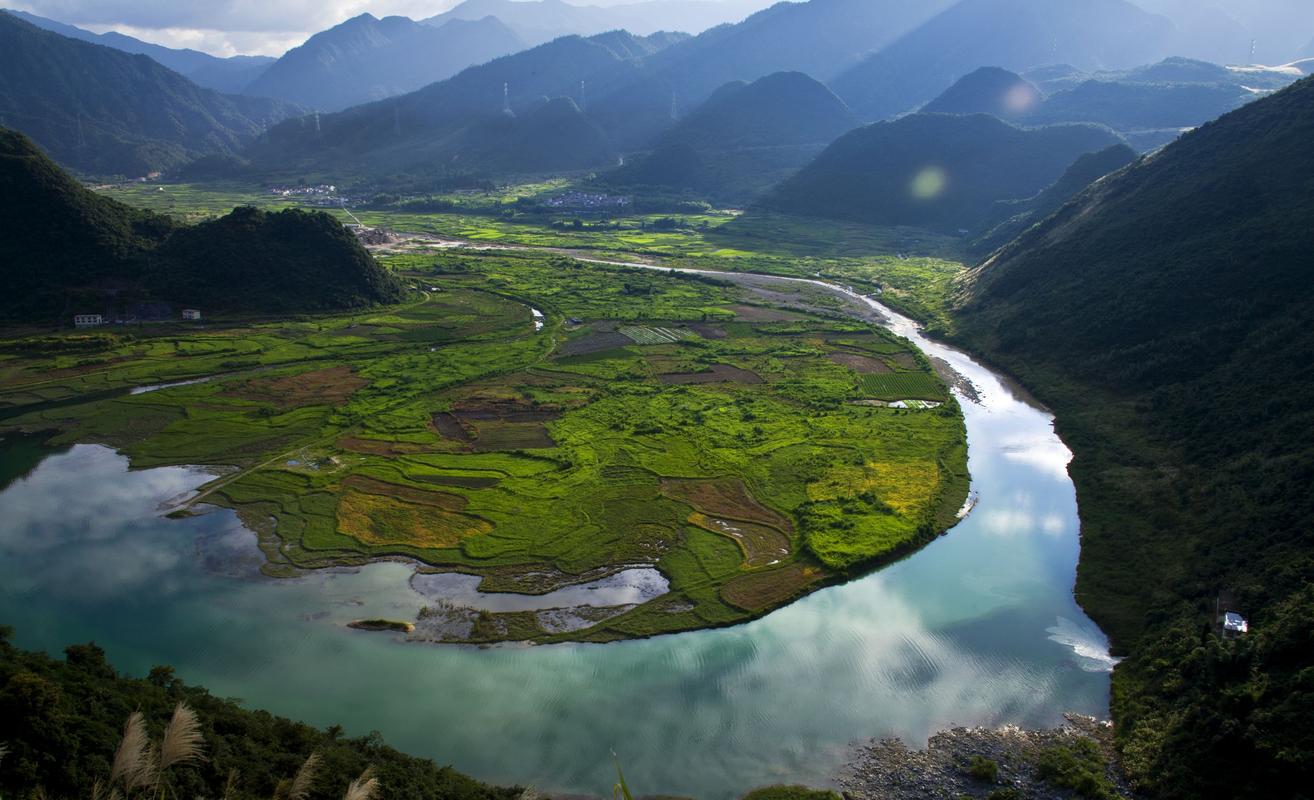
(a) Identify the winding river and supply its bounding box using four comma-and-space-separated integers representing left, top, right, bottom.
0, 271, 1113, 799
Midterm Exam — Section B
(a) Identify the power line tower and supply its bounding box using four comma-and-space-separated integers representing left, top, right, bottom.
502, 82, 512, 116
579, 80, 586, 111
394, 107, 401, 137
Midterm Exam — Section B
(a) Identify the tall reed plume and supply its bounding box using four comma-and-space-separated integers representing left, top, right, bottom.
343, 768, 379, 800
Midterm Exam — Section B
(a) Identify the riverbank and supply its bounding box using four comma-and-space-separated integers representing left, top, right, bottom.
839, 715, 1131, 800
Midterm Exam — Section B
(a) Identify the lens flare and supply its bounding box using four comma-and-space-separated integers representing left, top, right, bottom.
1004, 84, 1040, 114
910, 166, 947, 200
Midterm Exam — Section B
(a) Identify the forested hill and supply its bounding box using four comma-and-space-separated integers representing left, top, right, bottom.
0, 129, 402, 322
951, 76, 1314, 799
0, 625, 518, 800
759, 113, 1122, 232
0, 12, 299, 177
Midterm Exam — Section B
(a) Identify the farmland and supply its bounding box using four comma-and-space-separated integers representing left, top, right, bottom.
1, 194, 969, 644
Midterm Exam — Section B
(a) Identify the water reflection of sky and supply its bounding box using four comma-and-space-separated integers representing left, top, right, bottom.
0, 299, 1114, 800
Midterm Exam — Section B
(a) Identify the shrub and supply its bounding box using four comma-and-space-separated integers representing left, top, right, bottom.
1035, 738, 1117, 800
967, 755, 999, 783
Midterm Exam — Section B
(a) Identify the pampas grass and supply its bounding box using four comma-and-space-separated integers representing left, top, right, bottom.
342, 768, 378, 800
611, 752, 634, 800
159, 704, 205, 772
287, 753, 321, 800
111, 713, 156, 793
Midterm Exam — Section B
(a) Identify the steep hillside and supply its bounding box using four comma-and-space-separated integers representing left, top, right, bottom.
832, 0, 1174, 120
921, 67, 1042, 118
1, 9, 274, 93
245, 14, 524, 111
0, 129, 401, 321
970, 143, 1136, 255
951, 76, 1314, 799
760, 113, 1123, 231
0, 13, 298, 177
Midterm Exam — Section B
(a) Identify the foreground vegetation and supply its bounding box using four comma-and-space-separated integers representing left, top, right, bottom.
1, 242, 967, 644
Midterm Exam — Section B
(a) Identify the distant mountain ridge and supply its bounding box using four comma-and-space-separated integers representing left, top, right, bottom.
761, 113, 1124, 231
0, 128, 402, 321
1, 9, 273, 93
424, 0, 768, 44
245, 13, 525, 111
832, 0, 1175, 120
0, 12, 300, 177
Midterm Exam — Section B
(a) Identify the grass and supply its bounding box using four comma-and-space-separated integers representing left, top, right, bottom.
4, 188, 973, 643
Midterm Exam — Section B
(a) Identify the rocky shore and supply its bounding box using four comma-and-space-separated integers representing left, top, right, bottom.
837, 715, 1132, 800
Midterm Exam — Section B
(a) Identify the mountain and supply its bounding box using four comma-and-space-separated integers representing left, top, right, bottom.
969, 143, 1137, 255
657, 71, 858, 150
0, 13, 299, 177
760, 113, 1124, 232
604, 71, 858, 201
244, 31, 667, 180
831, 0, 1175, 121
245, 14, 525, 112
921, 67, 1043, 118
1, 9, 274, 93
926, 59, 1290, 152
632, 0, 956, 111
950, 76, 1314, 799
0, 128, 401, 321
424, 0, 767, 44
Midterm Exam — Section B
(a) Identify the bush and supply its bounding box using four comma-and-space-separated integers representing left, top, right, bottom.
1035, 738, 1117, 800
967, 755, 999, 783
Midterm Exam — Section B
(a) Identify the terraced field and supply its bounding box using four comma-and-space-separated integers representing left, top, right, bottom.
0, 248, 968, 644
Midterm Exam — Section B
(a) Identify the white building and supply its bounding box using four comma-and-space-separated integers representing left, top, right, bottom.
1223, 612, 1249, 634
182, 309, 202, 321
73, 314, 103, 328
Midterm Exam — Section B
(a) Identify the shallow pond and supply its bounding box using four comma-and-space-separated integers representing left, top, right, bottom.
0, 294, 1113, 799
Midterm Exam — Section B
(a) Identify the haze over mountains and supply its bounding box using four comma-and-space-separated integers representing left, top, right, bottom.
0, 12, 298, 177
244, 13, 525, 111
424, 0, 770, 44
2, 8, 274, 93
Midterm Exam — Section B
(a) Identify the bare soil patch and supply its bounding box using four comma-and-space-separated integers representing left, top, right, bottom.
721, 563, 825, 611
340, 475, 468, 511
224, 366, 367, 409
558, 329, 635, 357
657, 364, 764, 385
723, 304, 804, 322
829, 352, 894, 374
337, 436, 437, 456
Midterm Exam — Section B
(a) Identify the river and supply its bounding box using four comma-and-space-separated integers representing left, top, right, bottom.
0, 274, 1113, 799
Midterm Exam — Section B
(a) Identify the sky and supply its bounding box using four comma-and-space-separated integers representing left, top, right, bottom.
4, 0, 768, 57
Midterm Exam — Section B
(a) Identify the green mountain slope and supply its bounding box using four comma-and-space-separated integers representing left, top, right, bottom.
2, 9, 274, 93
0, 13, 298, 177
0, 129, 401, 321
759, 113, 1123, 231
0, 626, 517, 800
969, 143, 1136, 256
951, 76, 1314, 799
603, 71, 858, 202
831, 0, 1173, 121
245, 14, 525, 112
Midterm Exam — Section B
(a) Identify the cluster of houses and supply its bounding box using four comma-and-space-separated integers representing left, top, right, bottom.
269, 184, 336, 197
542, 191, 632, 212
74, 308, 201, 328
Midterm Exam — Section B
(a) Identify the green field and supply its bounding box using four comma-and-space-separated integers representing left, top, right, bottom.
1, 245, 967, 644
